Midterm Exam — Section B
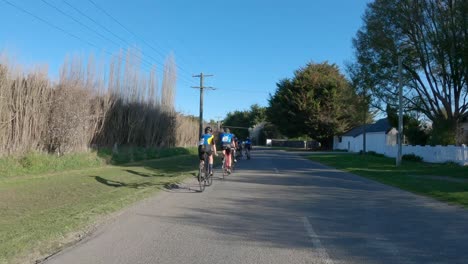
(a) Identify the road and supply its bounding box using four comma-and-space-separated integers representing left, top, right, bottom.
45, 148, 468, 264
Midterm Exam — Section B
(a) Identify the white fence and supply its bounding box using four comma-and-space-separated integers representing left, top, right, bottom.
383, 145, 468, 166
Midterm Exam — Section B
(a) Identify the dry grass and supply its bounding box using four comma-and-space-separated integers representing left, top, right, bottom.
0, 49, 199, 157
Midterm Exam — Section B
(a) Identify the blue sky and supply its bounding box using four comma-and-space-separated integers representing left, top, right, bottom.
0, 0, 371, 121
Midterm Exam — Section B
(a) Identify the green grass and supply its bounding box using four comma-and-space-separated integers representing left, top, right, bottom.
308, 153, 468, 208
0, 147, 198, 179
0, 149, 199, 264
0, 152, 105, 178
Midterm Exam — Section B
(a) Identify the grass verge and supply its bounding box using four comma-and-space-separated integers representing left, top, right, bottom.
308, 153, 468, 208
0, 151, 199, 264
0, 147, 197, 179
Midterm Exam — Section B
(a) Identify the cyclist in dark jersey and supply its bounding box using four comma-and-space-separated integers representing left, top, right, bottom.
232, 135, 239, 163
237, 138, 243, 159
198, 126, 217, 176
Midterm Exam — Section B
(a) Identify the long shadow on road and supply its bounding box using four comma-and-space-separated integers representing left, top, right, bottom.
145, 149, 468, 263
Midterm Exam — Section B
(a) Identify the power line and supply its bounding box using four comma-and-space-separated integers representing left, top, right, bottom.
61, 0, 195, 85
1, 0, 159, 75
42, 0, 195, 85
41, 0, 118, 47
87, 0, 165, 58
86, 0, 194, 80
62, 0, 128, 46
220, 88, 272, 94
2, 0, 102, 55
3, 0, 197, 87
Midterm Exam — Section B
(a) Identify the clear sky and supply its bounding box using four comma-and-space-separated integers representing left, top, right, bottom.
0, 0, 371, 121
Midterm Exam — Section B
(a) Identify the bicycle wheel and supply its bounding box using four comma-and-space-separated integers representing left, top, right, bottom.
198, 161, 205, 192
205, 153, 213, 186
222, 157, 227, 180
231, 153, 236, 172
206, 171, 213, 185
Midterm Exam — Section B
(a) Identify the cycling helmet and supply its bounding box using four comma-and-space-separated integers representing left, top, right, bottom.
205, 126, 212, 133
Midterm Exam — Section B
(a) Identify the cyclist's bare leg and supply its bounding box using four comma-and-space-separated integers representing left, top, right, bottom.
222, 149, 228, 167
225, 149, 232, 169
208, 154, 214, 175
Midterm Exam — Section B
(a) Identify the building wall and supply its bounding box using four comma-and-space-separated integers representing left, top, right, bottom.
365, 132, 388, 153
334, 136, 355, 151
334, 132, 388, 153
334, 127, 468, 165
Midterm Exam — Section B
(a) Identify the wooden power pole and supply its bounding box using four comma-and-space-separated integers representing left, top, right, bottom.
192, 73, 214, 139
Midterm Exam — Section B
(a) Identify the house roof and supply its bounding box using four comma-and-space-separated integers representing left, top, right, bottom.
341, 124, 370, 137
341, 118, 393, 138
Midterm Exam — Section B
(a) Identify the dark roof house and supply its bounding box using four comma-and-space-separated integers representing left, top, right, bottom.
340, 118, 393, 138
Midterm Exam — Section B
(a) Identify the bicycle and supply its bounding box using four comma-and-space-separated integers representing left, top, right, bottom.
231, 148, 237, 171
198, 152, 213, 192
237, 147, 243, 160
221, 155, 228, 179
245, 147, 251, 160
221, 149, 234, 177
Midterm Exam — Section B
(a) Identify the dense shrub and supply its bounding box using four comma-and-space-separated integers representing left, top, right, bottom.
402, 154, 423, 162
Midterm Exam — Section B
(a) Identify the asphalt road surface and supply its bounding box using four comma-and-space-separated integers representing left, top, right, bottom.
45, 148, 468, 264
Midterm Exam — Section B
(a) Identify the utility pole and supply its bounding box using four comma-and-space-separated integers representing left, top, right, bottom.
396, 56, 403, 166
215, 116, 223, 132
363, 111, 367, 153
192, 73, 214, 139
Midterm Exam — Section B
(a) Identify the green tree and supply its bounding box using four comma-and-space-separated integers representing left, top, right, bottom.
222, 104, 267, 139
267, 62, 362, 149
386, 105, 429, 145
223, 110, 251, 138
249, 104, 266, 124
352, 0, 467, 144
258, 122, 283, 145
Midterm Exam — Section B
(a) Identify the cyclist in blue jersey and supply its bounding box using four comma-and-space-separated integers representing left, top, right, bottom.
219, 127, 234, 173
244, 137, 252, 149
198, 127, 217, 176
244, 136, 252, 159
237, 138, 243, 159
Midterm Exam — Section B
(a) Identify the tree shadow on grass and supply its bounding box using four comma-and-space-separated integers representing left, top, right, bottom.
91, 176, 165, 189
93, 175, 206, 195
117, 154, 200, 175
124, 169, 165, 178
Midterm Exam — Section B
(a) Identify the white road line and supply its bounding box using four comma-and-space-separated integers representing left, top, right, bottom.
301, 216, 334, 264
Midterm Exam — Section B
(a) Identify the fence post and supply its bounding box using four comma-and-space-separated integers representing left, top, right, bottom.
463, 144, 467, 166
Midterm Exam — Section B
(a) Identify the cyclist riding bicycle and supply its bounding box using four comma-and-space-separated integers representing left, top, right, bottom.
244, 136, 252, 159
198, 126, 217, 176
232, 135, 239, 163
220, 127, 234, 173
237, 138, 243, 159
